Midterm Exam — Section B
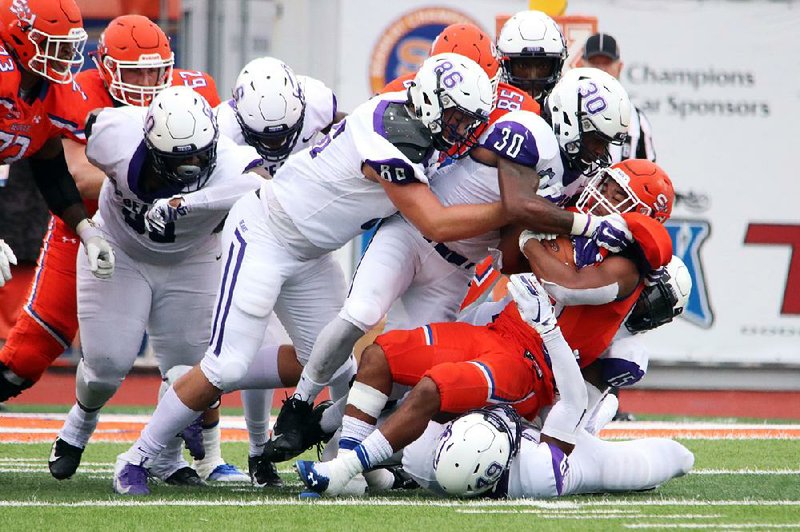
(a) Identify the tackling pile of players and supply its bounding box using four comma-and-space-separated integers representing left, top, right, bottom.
0, 0, 694, 499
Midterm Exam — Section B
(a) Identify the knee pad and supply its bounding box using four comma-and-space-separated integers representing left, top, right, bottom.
201, 353, 249, 393
601, 358, 646, 388
340, 297, 384, 332
165, 364, 193, 385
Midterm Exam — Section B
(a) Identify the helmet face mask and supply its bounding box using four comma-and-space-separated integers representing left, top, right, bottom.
232, 57, 306, 162
626, 256, 692, 333
94, 15, 175, 107
144, 87, 219, 192
546, 68, 631, 176
1, 0, 87, 84
408, 53, 492, 158
497, 10, 566, 102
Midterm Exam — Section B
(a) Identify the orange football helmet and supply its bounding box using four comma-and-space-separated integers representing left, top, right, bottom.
94, 15, 174, 106
576, 159, 675, 223
430, 23, 500, 93
0, 0, 86, 84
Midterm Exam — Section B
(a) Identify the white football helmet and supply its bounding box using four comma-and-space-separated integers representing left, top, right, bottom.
626, 256, 693, 333
144, 85, 219, 192
433, 408, 520, 497
545, 67, 631, 176
408, 52, 493, 156
497, 10, 566, 102
232, 56, 305, 162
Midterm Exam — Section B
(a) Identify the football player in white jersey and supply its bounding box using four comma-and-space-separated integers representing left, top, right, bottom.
273, 66, 634, 463
111, 53, 514, 495
54, 86, 263, 492
216, 56, 346, 177
215, 56, 345, 487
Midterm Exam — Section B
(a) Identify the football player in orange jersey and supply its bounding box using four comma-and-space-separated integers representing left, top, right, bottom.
0, 0, 114, 291
293, 160, 675, 497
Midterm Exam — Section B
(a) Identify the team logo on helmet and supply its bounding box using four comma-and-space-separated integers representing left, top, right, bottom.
368, 7, 480, 94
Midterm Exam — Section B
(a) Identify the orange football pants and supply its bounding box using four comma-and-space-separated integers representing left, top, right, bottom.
0, 217, 79, 381
374, 322, 553, 418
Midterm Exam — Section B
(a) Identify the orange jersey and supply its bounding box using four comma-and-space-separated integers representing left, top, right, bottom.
0, 46, 92, 164
170, 69, 221, 107
491, 212, 673, 368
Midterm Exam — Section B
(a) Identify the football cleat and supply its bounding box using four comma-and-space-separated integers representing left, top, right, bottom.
180, 416, 205, 460
262, 396, 315, 462
295, 460, 359, 497
48, 437, 84, 480
387, 465, 420, 491
164, 466, 207, 487
113, 457, 150, 496
206, 463, 250, 483
249, 455, 284, 488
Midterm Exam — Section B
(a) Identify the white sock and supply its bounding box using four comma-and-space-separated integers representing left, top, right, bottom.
123, 386, 202, 466
58, 403, 100, 449
320, 396, 348, 434
293, 374, 326, 404
353, 430, 394, 471
196, 422, 224, 470
242, 388, 274, 457
339, 415, 375, 452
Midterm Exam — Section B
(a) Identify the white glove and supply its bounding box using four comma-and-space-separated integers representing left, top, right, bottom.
0, 239, 17, 287
507, 273, 557, 335
76, 219, 115, 280
144, 196, 187, 234
519, 230, 557, 253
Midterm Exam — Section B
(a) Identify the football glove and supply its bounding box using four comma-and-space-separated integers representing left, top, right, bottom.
0, 239, 17, 287
507, 273, 557, 335
591, 214, 632, 254
518, 230, 557, 254
144, 196, 188, 235
76, 219, 115, 280
644, 265, 668, 287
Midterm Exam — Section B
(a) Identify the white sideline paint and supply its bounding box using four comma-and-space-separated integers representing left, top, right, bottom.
1, 499, 800, 509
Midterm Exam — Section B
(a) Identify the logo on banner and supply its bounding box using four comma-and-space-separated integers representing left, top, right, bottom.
368, 7, 479, 94
665, 219, 714, 328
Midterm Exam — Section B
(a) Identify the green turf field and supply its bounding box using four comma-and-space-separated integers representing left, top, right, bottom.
1, 437, 800, 531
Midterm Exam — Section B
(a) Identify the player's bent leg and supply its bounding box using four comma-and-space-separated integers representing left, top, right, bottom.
296, 377, 441, 497
0, 312, 70, 401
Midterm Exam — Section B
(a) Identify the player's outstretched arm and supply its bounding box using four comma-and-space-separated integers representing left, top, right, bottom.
370, 166, 508, 243
508, 273, 587, 454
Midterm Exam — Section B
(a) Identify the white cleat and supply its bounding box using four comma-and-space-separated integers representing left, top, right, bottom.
295, 459, 355, 497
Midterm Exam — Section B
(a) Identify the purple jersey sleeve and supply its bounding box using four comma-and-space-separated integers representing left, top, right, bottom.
483, 120, 541, 166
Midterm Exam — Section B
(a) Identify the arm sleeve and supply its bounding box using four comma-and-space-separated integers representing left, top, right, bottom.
30, 151, 83, 218
180, 141, 263, 211
540, 327, 588, 445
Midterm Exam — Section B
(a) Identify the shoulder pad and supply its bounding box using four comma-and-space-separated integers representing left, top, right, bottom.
381, 102, 434, 164
621, 213, 672, 272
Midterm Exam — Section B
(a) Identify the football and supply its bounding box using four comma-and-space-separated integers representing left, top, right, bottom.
540, 235, 577, 270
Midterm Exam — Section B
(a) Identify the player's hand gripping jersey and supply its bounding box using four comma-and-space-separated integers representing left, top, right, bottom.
0, 47, 89, 162
262, 91, 436, 256
86, 106, 262, 264
217, 75, 337, 176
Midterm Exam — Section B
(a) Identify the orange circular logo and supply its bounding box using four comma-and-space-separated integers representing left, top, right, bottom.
368, 7, 480, 94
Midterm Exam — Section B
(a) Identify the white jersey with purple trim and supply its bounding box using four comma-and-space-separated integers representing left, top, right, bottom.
264, 90, 435, 253
216, 75, 338, 177
403, 418, 693, 499
87, 105, 263, 265
426, 110, 561, 262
